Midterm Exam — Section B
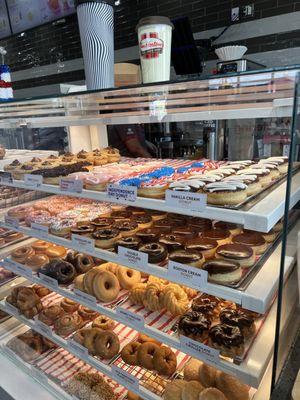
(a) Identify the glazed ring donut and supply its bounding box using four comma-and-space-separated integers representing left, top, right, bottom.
138, 334, 161, 346
74, 274, 85, 292
73, 253, 95, 274
121, 342, 141, 366
94, 330, 120, 359
92, 315, 115, 331
92, 271, 120, 303
45, 245, 67, 259
83, 268, 99, 295
137, 342, 160, 370
98, 262, 119, 275
116, 266, 141, 290
73, 327, 90, 346
60, 298, 79, 313
31, 240, 50, 254
11, 246, 35, 263
153, 346, 177, 376
77, 305, 98, 321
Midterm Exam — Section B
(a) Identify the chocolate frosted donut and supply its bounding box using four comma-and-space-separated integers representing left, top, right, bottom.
219, 308, 255, 338
185, 238, 218, 253
208, 324, 244, 356
112, 220, 138, 236
71, 222, 95, 236
192, 294, 220, 318
39, 259, 76, 284
232, 232, 267, 255
138, 242, 167, 263
114, 236, 141, 251
216, 243, 255, 268
91, 217, 114, 229
202, 259, 242, 284
178, 311, 211, 341
132, 214, 153, 228
159, 234, 185, 251
214, 221, 241, 234
136, 228, 161, 243
187, 217, 212, 232
169, 250, 204, 268
92, 228, 121, 249
110, 210, 132, 220
172, 226, 198, 239
202, 229, 231, 244
153, 219, 173, 233
73, 254, 95, 274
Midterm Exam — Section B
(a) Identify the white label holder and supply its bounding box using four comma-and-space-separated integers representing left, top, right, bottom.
118, 247, 148, 270
72, 234, 95, 253
168, 260, 208, 290
60, 178, 83, 193
180, 335, 220, 364
116, 307, 144, 328
165, 190, 207, 212
24, 174, 43, 188
107, 184, 137, 203
111, 365, 139, 392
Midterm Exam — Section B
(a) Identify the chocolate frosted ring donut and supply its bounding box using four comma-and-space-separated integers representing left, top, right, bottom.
73, 253, 94, 274
71, 222, 95, 236
209, 324, 244, 349
132, 214, 153, 228
138, 242, 168, 263
110, 210, 132, 220
191, 294, 221, 318
159, 234, 185, 252
91, 217, 114, 229
178, 311, 211, 341
136, 228, 161, 243
92, 228, 121, 249
219, 308, 255, 338
39, 259, 76, 284
114, 236, 141, 252
112, 220, 138, 236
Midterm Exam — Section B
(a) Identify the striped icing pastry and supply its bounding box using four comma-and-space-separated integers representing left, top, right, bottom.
204, 182, 247, 192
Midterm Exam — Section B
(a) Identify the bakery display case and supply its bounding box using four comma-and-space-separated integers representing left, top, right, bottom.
0, 66, 299, 400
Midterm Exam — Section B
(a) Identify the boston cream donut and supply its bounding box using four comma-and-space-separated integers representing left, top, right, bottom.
168, 250, 204, 268
232, 232, 267, 255
213, 221, 242, 236
203, 182, 248, 205
237, 167, 271, 187
216, 243, 255, 268
202, 259, 242, 284
202, 229, 231, 246
185, 238, 218, 260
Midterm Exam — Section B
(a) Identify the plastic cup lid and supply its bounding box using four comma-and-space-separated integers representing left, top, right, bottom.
136, 16, 174, 31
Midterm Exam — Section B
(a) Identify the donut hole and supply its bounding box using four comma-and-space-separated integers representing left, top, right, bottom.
127, 270, 133, 278
104, 282, 111, 290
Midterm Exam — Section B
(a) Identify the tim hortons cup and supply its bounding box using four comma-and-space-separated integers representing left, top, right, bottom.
137, 16, 174, 84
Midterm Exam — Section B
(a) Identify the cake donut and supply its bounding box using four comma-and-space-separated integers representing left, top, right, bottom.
92, 315, 115, 331
153, 346, 177, 376
92, 270, 120, 302
121, 342, 141, 366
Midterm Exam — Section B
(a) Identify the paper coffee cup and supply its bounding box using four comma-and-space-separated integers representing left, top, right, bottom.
137, 16, 174, 84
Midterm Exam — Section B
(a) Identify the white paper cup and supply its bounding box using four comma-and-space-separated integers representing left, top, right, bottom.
137, 16, 174, 84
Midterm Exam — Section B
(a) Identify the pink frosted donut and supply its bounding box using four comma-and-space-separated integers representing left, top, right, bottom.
8, 206, 34, 221
25, 210, 52, 226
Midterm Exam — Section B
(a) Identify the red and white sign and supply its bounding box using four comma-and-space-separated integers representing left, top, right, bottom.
140, 32, 164, 59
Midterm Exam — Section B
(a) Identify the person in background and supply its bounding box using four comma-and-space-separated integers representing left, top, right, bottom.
108, 124, 157, 158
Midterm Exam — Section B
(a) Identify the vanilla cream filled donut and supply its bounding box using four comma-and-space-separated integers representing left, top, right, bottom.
203, 182, 248, 205
237, 168, 271, 187
223, 174, 261, 196
255, 162, 280, 180
169, 180, 205, 192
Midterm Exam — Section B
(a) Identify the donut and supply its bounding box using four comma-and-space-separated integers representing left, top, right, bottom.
39, 259, 76, 284
54, 313, 83, 336
191, 294, 221, 319
219, 308, 256, 338
25, 210, 53, 227
38, 305, 65, 325
216, 243, 255, 268
83, 268, 99, 295
199, 363, 218, 388
110, 210, 132, 220
132, 214, 153, 229
137, 342, 160, 370
136, 228, 161, 243
60, 298, 79, 313
178, 311, 211, 341
145, 282, 162, 312
50, 219, 75, 237
8, 206, 34, 221
138, 242, 168, 263
121, 342, 141, 366
74, 274, 85, 292
92, 315, 115, 331
214, 221, 242, 236
202, 259, 242, 284
112, 220, 139, 237
182, 380, 204, 400
146, 209, 167, 221
91, 217, 114, 229
138, 334, 161, 346
153, 346, 177, 376
116, 266, 141, 290
73, 253, 95, 274
159, 234, 185, 252
78, 305, 98, 321
168, 250, 204, 268
208, 323, 245, 358
32, 285, 51, 298
92, 271, 120, 303
163, 379, 186, 400
31, 240, 50, 254
183, 358, 203, 381
202, 229, 232, 246
3, 232, 23, 243
45, 245, 67, 259
92, 228, 121, 249
185, 238, 218, 260
215, 371, 250, 400
199, 388, 227, 400
232, 232, 267, 255
71, 222, 95, 236
26, 254, 49, 272
114, 236, 142, 252
203, 181, 248, 205
94, 330, 120, 359
161, 284, 189, 316
82, 328, 103, 355
11, 246, 35, 263
129, 283, 147, 306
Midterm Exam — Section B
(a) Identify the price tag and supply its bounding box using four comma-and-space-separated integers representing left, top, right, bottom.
31, 223, 49, 239
60, 178, 83, 193
72, 234, 95, 253
35, 320, 53, 337
24, 174, 43, 188
116, 307, 144, 328
68, 340, 89, 359
165, 190, 207, 212
5, 301, 19, 316
168, 261, 207, 290
0, 172, 12, 184
74, 289, 97, 307
118, 247, 148, 270
111, 365, 139, 392
8, 260, 32, 278
39, 273, 58, 288
107, 184, 137, 203
4, 215, 19, 229
180, 335, 220, 364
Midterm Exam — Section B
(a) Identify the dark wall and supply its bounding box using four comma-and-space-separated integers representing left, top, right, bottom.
0, 0, 299, 90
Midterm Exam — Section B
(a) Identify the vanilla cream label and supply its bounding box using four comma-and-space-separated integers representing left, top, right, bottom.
165, 190, 207, 211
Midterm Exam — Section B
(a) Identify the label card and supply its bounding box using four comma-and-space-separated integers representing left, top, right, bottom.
165, 190, 207, 212
68, 340, 89, 359
116, 307, 144, 328
31, 223, 49, 239
0, 172, 12, 184
72, 234, 95, 253
60, 178, 83, 193
8, 260, 32, 278
74, 289, 97, 307
107, 184, 137, 203
4, 215, 19, 229
24, 174, 43, 188
35, 320, 53, 337
39, 273, 58, 288
180, 335, 220, 364
111, 365, 139, 392
168, 261, 207, 290
118, 247, 148, 270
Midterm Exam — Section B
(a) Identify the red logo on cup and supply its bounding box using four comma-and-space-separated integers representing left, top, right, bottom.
140, 32, 164, 59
